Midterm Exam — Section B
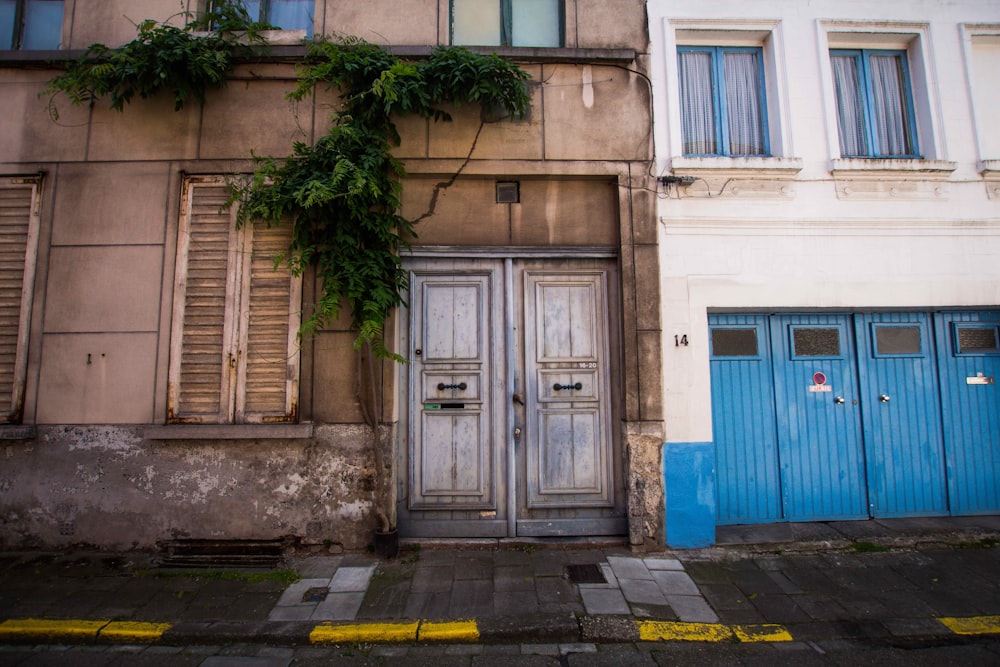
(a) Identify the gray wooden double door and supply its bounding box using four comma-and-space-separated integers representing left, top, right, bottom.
398, 257, 626, 538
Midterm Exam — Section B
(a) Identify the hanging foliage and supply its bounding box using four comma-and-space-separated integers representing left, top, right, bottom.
42, 2, 273, 117
231, 38, 532, 360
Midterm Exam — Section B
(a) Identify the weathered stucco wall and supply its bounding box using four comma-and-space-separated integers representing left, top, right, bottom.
0, 0, 662, 551
0, 425, 380, 551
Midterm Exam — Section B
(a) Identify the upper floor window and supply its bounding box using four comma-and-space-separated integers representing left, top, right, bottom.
677, 46, 769, 157
0, 0, 62, 50
452, 0, 562, 47
830, 49, 919, 158
208, 0, 313, 37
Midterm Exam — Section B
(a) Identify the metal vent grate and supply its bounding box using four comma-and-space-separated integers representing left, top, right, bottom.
566, 563, 607, 584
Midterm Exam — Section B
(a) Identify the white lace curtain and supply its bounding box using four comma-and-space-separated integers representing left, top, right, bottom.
831, 52, 912, 157
678, 49, 765, 156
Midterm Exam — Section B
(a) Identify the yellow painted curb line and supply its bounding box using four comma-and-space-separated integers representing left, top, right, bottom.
733, 624, 794, 643
938, 615, 1000, 635
638, 621, 735, 642
419, 620, 479, 642
638, 620, 792, 643
100, 621, 172, 642
0, 618, 109, 641
310, 621, 420, 644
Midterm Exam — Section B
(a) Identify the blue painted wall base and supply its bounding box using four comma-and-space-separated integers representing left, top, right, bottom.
663, 442, 716, 548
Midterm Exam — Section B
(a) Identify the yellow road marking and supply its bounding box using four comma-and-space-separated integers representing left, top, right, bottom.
938, 615, 1000, 635
310, 621, 419, 644
100, 621, 172, 642
419, 620, 479, 641
638, 620, 735, 642
0, 618, 108, 641
638, 620, 793, 643
733, 624, 794, 642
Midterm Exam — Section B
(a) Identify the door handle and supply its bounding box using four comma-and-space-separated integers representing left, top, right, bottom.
834, 396, 845, 405
553, 382, 583, 391
879, 394, 891, 403
512, 393, 524, 406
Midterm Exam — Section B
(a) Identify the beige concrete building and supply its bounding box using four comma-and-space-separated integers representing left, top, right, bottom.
0, 1, 663, 552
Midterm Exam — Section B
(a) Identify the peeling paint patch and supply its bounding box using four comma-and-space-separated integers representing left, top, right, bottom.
582, 65, 595, 109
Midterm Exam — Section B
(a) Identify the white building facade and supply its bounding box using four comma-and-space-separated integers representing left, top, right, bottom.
648, 0, 1000, 547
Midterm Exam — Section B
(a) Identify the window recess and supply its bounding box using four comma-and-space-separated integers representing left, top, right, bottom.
677, 46, 769, 158
207, 0, 313, 37
0, 0, 62, 50
452, 0, 562, 48
830, 49, 920, 159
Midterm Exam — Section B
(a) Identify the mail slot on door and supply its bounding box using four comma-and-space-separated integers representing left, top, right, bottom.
538, 370, 598, 401
422, 372, 481, 401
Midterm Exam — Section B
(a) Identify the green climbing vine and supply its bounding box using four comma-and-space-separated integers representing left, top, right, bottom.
231, 38, 531, 360
42, 3, 532, 361
42, 2, 272, 116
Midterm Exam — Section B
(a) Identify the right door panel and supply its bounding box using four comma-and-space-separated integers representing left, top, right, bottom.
855, 313, 948, 517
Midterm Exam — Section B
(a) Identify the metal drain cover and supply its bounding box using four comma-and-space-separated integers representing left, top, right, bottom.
302, 587, 329, 603
566, 563, 607, 584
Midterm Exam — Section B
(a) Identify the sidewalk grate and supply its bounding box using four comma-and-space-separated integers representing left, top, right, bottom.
302, 587, 329, 603
566, 564, 607, 584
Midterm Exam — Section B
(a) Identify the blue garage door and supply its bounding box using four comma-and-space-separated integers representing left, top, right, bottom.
710, 310, 996, 524
935, 312, 1000, 514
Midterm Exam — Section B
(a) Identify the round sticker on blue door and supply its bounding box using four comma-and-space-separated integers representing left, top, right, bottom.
813, 371, 827, 385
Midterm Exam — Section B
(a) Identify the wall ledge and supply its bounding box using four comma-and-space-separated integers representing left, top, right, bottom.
0, 425, 36, 440
145, 423, 314, 440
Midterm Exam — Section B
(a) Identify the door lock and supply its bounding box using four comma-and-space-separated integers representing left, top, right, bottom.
513, 427, 522, 440
879, 394, 891, 403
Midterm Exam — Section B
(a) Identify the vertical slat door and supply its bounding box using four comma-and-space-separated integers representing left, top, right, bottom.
408, 269, 499, 512
855, 313, 947, 516
709, 315, 782, 524
771, 314, 867, 520
523, 270, 613, 509
934, 311, 1000, 515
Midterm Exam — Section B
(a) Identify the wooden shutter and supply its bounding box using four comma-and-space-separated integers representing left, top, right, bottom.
169, 178, 241, 423
0, 180, 40, 424
168, 177, 300, 424
234, 220, 301, 423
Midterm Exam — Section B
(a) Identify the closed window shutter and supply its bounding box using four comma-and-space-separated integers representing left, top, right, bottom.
169, 179, 241, 423
235, 220, 301, 422
169, 177, 300, 424
0, 181, 39, 424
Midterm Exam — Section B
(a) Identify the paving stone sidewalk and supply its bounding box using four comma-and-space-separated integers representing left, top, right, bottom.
1, 516, 999, 646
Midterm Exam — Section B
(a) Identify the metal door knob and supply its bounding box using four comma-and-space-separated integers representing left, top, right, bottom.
834, 396, 845, 404
879, 394, 891, 403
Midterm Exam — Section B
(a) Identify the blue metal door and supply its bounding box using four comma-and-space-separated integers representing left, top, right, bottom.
709, 315, 781, 524
770, 314, 867, 520
934, 311, 1000, 514
855, 313, 948, 516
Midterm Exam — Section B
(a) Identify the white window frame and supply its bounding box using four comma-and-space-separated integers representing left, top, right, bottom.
0, 177, 41, 424
659, 20, 800, 175
168, 176, 301, 425
960, 23, 1000, 176
818, 21, 950, 172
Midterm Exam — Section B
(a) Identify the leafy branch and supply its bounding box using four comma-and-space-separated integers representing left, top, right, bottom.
42, 1, 275, 117
231, 37, 532, 360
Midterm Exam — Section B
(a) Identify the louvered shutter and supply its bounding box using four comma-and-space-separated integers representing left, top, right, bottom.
169, 177, 300, 424
234, 220, 301, 422
0, 181, 39, 424
169, 179, 242, 423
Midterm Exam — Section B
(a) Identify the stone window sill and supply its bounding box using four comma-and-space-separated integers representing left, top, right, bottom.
670, 156, 804, 176
0, 425, 35, 440
830, 158, 958, 179
145, 423, 313, 440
